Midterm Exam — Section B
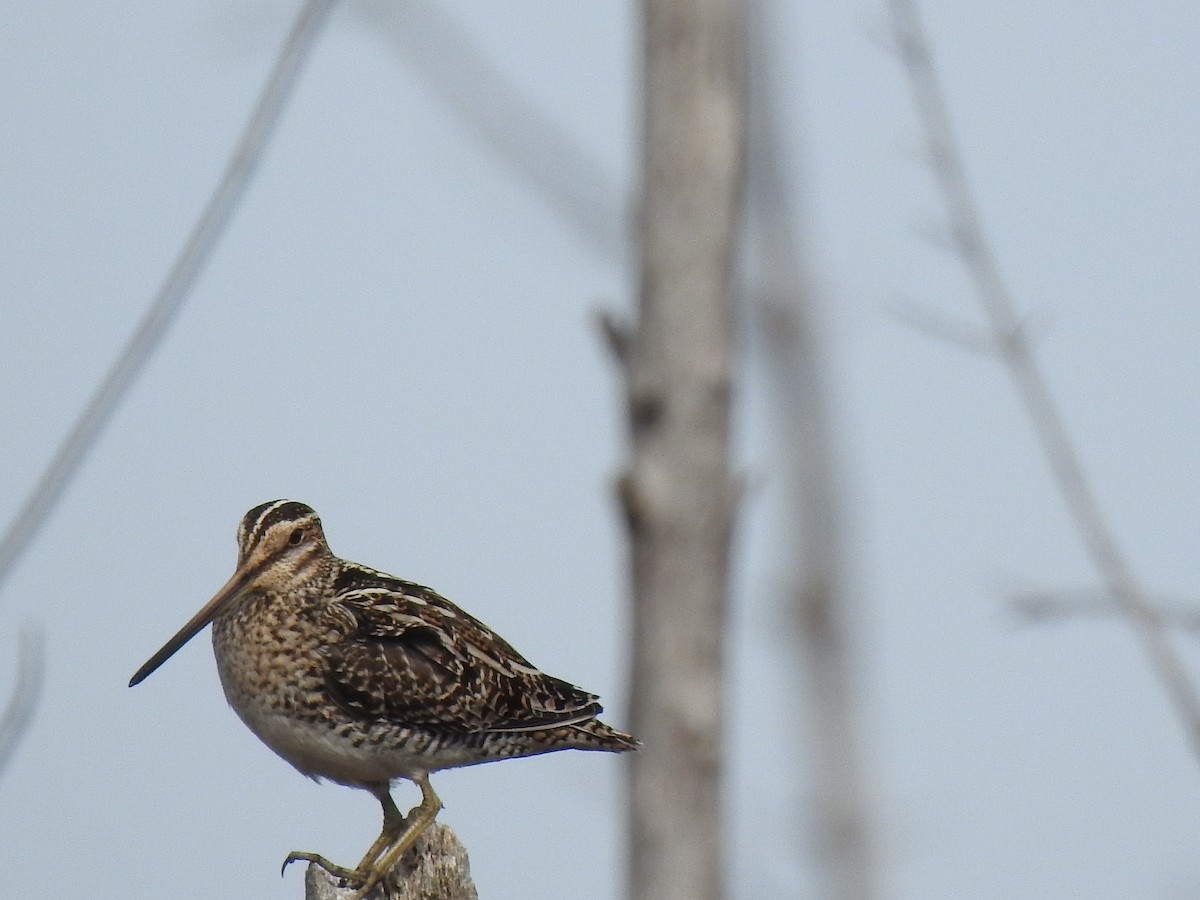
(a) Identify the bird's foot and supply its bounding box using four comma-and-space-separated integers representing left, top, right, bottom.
282, 852, 393, 899
281, 775, 443, 898
282, 850, 363, 884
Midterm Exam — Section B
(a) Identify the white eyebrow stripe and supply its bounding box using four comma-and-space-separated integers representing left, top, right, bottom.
244, 499, 293, 550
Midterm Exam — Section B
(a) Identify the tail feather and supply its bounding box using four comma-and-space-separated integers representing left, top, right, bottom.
565, 717, 639, 752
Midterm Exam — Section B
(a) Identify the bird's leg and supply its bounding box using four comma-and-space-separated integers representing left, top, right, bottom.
352, 786, 407, 872
352, 773, 443, 899
281, 783, 405, 886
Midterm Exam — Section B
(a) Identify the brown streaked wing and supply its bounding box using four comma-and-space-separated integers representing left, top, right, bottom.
322, 576, 603, 734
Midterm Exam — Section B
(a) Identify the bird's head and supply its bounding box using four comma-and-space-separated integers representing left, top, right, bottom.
129, 499, 331, 687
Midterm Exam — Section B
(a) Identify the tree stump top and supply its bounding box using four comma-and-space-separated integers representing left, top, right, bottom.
304, 822, 478, 900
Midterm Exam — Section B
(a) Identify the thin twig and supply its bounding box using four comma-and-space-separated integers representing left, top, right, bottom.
0, 0, 337, 595
0, 626, 45, 779
885, 296, 996, 356
887, 0, 1200, 758
887, 295, 1052, 358
1010, 590, 1200, 632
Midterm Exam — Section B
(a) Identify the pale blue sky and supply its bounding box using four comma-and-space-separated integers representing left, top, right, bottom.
1, 3, 1198, 898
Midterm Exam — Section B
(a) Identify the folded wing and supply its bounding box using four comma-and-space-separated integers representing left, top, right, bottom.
322, 577, 603, 735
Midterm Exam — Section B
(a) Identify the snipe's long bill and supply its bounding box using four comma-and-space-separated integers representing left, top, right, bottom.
130, 499, 637, 897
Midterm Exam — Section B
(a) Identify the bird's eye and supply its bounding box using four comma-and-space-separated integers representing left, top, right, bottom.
288, 528, 304, 546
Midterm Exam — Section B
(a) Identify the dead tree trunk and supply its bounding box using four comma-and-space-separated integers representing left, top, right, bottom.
615, 2, 745, 899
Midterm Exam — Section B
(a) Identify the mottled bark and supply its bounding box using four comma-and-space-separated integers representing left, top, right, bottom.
618, 2, 745, 899
304, 823, 477, 900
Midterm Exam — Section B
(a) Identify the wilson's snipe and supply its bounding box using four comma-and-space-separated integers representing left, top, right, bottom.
130, 500, 636, 897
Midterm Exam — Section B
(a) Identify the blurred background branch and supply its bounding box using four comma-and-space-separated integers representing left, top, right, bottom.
1010, 590, 1200, 632
0, 0, 335, 598
0, 626, 45, 781
887, 0, 1200, 759
748, 1, 877, 892
353, 0, 625, 262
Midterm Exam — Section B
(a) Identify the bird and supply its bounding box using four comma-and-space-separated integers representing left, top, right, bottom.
130, 499, 637, 897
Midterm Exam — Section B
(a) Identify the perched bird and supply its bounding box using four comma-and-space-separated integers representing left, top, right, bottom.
130, 500, 637, 896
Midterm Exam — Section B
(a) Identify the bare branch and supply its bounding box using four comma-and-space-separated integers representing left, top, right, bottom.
887, 295, 1052, 358
0, 626, 45, 780
0, 0, 336, 596
887, 0, 1200, 757
746, 3, 877, 896
911, 214, 958, 254
1010, 590, 1200, 632
352, 0, 626, 262
885, 296, 995, 355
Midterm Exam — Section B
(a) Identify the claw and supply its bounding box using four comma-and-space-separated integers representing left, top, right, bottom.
281, 850, 363, 885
